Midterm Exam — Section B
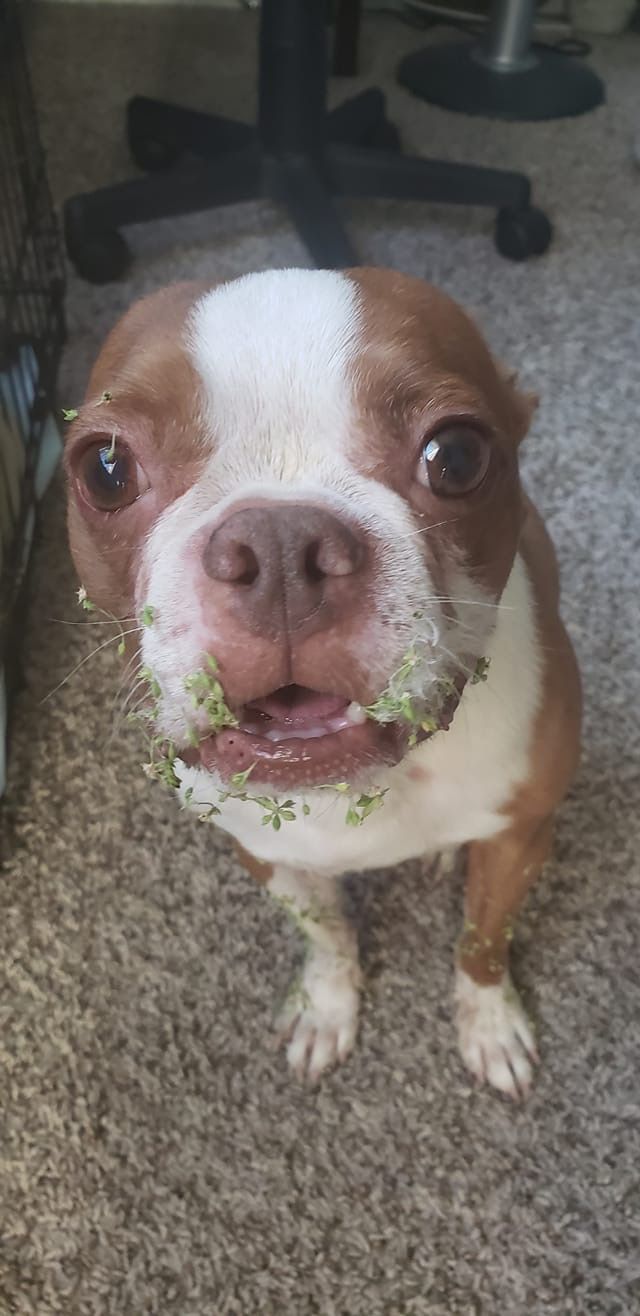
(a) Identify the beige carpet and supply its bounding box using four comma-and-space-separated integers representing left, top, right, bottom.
2, 7, 640, 1314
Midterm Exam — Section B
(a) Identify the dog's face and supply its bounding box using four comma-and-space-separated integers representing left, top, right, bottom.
66, 268, 533, 791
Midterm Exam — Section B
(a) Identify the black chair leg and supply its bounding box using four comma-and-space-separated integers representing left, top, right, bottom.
326, 89, 387, 146
327, 144, 552, 261
269, 155, 358, 268
328, 144, 530, 209
127, 96, 255, 171
64, 148, 262, 284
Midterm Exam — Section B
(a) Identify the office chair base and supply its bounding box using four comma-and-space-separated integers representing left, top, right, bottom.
398, 41, 605, 122
65, 89, 551, 283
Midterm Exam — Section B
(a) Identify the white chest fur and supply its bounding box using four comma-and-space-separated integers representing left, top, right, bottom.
177, 556, 542, 876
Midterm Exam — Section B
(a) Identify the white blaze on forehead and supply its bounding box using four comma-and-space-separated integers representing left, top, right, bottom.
186, 268, 362, 476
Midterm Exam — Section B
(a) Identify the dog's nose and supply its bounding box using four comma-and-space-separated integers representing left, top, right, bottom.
203, 503, 366, 636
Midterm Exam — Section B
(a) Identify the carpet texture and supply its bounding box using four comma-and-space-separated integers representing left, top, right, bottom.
2, 7, 640, 1314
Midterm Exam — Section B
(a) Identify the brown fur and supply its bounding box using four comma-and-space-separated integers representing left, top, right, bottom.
459, 499, 581, 984
347, 269, 534, 600
65, 282, 212, 617
234, 842, 273, 887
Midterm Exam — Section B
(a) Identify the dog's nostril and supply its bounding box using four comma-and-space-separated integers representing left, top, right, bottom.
314, 529, 363, 578
207, 539, 260, 586
234, 544, 260, 586
304, 540, 326, 585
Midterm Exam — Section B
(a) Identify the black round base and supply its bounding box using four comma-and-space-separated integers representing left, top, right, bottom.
397, 41, 605, 122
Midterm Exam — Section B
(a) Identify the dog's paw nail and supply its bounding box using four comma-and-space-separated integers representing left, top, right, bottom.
455, 969, 537, 1100
522, 1036, 540, 1066
272, 1010, 299, 1050
275, 964, 359, 1082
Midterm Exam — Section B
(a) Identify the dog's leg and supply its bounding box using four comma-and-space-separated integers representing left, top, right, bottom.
268, 866, 361, 1083
455, 818, 552, 1099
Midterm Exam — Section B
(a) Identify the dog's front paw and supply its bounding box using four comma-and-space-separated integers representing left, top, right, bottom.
275, 953, 361, 1083
455, 968, 538, 1100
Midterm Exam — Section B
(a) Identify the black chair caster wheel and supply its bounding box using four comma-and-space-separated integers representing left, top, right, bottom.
495, 206, 552, 261
64, 204, 131, 283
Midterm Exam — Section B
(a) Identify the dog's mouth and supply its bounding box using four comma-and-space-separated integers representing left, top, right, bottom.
243, 686, 361, 741
180, 683, 411, 788
178, 678, 464, 789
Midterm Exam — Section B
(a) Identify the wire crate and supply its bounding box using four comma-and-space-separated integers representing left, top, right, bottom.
0, 0, 66, 793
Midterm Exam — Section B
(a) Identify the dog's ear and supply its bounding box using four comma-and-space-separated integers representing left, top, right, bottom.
496, 361, 538, 444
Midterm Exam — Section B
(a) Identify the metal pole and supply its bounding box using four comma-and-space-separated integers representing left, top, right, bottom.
475, 0, 537, 73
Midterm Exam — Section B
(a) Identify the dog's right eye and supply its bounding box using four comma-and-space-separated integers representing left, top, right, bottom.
76, 439, 148, 512
420, 425, 490, 498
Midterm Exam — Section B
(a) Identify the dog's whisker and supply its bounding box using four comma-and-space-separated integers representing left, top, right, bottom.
420, 594, 512, 612
111, 663, 146, 726
40, 628, 142, 705
107, 669, 153, 747
434, 644, 475, 678
117, 649, 144, 688
47, 615, 139, 627
397, 518, 461, 539
120, 652, 144, 684
121, 679, 150, 716
109, 663, 145, 726
442, 598, 510, 612
115, 671, 150, 723
108, 697, 149, 747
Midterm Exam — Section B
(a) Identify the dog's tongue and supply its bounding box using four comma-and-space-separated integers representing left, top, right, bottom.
246, 686, 347, 728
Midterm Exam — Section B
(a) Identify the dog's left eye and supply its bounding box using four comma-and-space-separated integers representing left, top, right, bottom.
77, 439, 148, 512
420, 426, 490, 497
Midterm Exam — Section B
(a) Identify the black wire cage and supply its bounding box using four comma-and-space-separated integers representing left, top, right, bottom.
0, 0, 66, 792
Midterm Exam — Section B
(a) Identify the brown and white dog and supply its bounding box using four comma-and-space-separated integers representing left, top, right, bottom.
65, 268, 581, 1098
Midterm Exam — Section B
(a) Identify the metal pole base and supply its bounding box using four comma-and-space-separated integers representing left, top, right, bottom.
397, 41, 605, 122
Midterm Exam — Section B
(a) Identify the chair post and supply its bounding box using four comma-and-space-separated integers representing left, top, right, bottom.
258, 0, 328, 157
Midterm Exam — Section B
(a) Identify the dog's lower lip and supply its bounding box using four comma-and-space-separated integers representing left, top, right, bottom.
193, 720, 404, 787
177, 683, 406, 786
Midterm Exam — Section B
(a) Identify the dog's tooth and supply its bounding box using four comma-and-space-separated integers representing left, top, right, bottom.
346, 701, 367, 725
263, 725, 327, 742
260, 714, 355, 743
